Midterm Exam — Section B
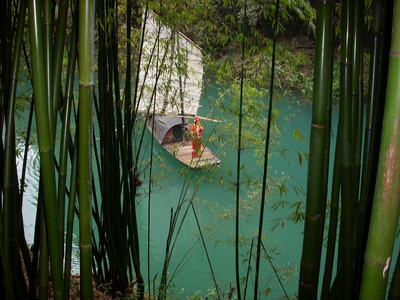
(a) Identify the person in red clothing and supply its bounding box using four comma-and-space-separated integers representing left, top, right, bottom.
191, 117, 203, 157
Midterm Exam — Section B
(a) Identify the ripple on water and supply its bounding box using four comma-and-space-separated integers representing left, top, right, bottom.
19, 143, 81, 273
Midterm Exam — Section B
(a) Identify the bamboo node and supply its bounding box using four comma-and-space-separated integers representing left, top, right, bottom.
305, 213, 321, 220
300, 277, 317, 287
390, 50, 400, 56
364, 254, 387, 266
311, 123, 326, 129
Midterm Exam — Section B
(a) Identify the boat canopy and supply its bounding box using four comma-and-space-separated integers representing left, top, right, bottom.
149, 115, 185, 144
137, 11, 203, 116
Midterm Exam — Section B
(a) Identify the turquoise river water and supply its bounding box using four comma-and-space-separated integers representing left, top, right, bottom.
17, 80, 360, 299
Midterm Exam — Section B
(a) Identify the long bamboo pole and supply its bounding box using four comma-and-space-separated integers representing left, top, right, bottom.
350, 0, 364, 297
2, 2, 27, 297
360, 1, 400, 297
52, 0, 69, 249
298, 0, 333, 298
356, 0, 382, 275
320, 138, 340, 299
43, 0, 54, 145
126, 7, 146, 298
235, 0, 246, 297
78, 0, 94, 298
61, 5, 78, 297
96, 0, 128, 291
0, 0, 18, 282
27, 1, 64, 298
254, 0, 280, 297
337, 0, 355, 297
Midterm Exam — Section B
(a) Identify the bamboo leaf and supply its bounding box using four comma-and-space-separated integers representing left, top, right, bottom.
298, 151, 303, 166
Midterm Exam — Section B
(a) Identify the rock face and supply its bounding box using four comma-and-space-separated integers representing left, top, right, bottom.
292, 36, 313, 48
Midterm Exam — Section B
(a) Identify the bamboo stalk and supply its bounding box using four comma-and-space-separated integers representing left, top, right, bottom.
2, 3, 27, 297
51, 0, 69, 121
320, 140, 340, 299
350, 0, 364, 197
235, 0, 246, 297
38, 200, 49, 300
43, 0, 55, 145
52, 0, 69, 249
254, 0, 280, 297
97, 0, 128, 291
27, 1, 64, 298
61, 6, 78, 296
77, 0, 94, 298
360, 2, 400, 296
355, 0, 391, 294
336, 0, 355, 297
298, 0, 333, 298
356, 0, 382, 273
64, 137, 78, 298
350, 1, 364, 297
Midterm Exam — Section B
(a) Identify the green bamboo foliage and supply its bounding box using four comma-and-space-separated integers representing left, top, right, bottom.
27, 1, 64, 299
298, 0, 333, 298
78, 0, 95, 298
359, 2, 400, 297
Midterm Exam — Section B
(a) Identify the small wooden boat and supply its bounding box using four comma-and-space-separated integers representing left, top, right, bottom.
138, 11, 220, 169
147, 115, 220, 169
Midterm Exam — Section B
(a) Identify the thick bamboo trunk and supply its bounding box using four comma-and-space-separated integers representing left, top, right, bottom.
298, 0, 333, 298
27, 1, 64, 298
359, 1, 400, 297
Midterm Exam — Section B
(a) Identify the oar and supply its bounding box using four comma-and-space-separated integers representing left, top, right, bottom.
167, 114, 222, 123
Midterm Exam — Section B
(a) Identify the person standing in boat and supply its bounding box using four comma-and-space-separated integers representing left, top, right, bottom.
191, 117, 203, 158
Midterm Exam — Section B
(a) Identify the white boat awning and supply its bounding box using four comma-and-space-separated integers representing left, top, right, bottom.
148, 115, 185, 144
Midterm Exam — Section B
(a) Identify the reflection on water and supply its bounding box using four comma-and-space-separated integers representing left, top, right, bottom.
18, 142, 40, 242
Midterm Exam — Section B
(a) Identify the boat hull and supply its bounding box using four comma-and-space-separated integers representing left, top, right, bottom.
147, 115, 220, 169
163, 140, 220, 169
